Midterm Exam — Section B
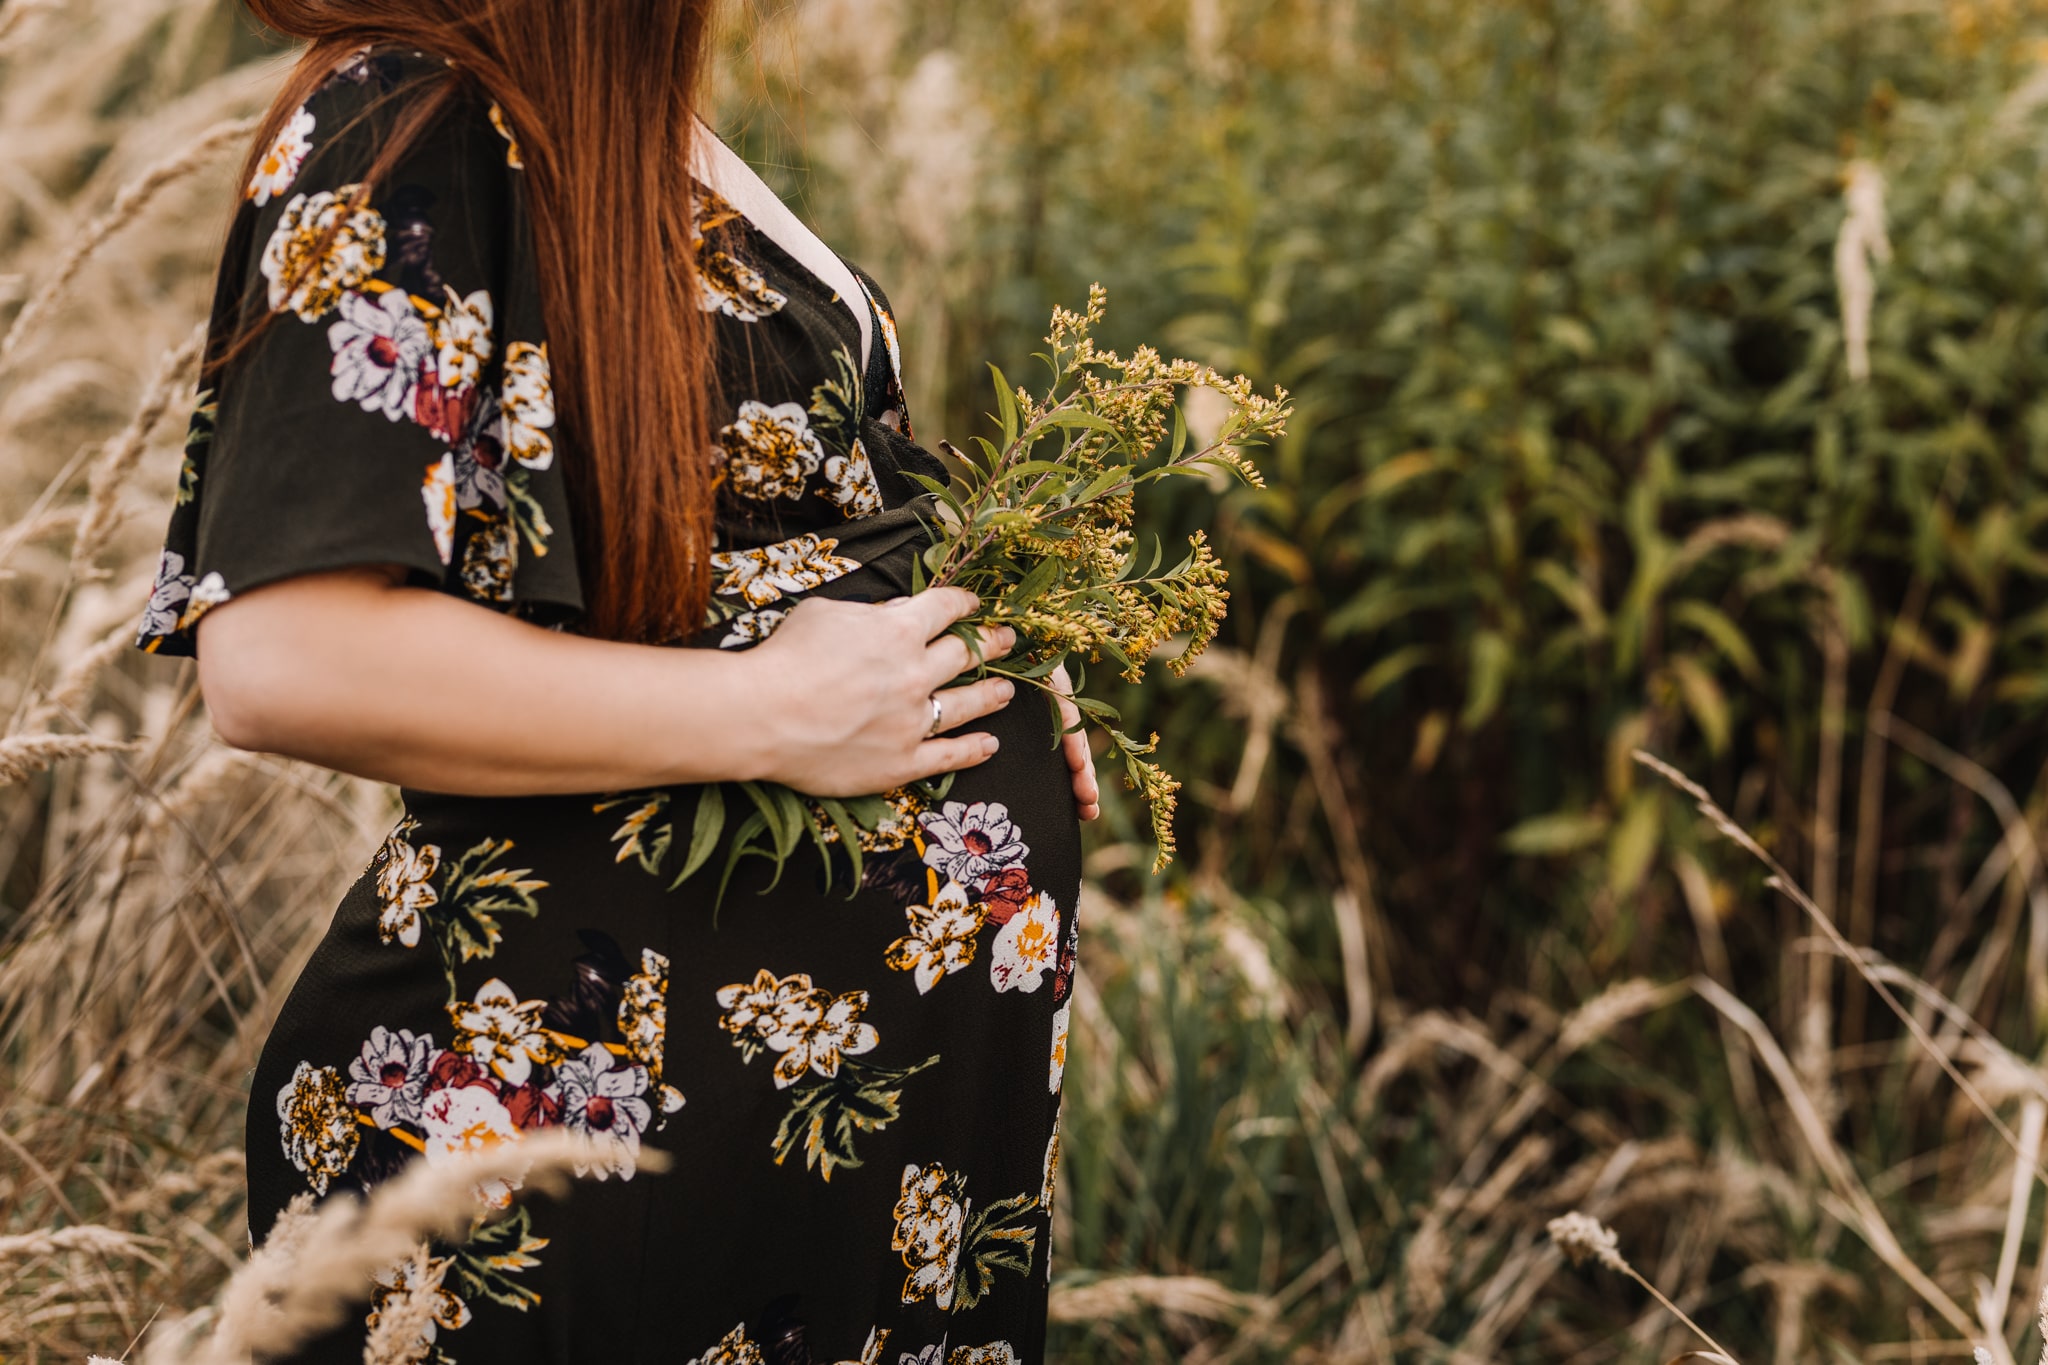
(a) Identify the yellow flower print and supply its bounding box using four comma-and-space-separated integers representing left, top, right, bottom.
619, 948, 685, 1117
488, 101, 524, 169
892, 1161, 966, 1309
1047, 1001, 1070, 1093
763, 986, 880, 1089
448, 977, 559, 1085
501, 341, 555, 470
718, 400, 825, 501
949, 1347, 1020, 1365
690, 191, 787, 322
988, 892, 1060, 993
460, 513, 517, 603
884, 881, 986, 994
433, 287, 495, 390
275, 1061, 358, 1195
1041, 1112, 1061, 1211
374, 815, 442, 948
709, 532, 859, 609
366, 1252, 470, 1359
422, 454, 458, 564
260, 185, 386, 322
717, 608, 788, 649
248, 105, 315, 206
684, 1322, 767, 1365
715, 968, 817, 1060
821, 437, 884, 518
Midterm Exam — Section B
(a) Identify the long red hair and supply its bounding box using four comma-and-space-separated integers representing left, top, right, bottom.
237, 1, 719, 644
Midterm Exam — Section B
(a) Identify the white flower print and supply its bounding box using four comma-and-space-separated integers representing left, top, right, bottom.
918, 801, 1029, 889
433, 287, 495, 390
1040, 1113, 1061, 1212
1047, 1001, 1071, 1093
450, 390, 506, 510
892, 1161, 966, 1309
448, 977, 558, 1085
685, 1322, 767, 1365
260, 185, 386, 322
346, 1025, 436, 1129
710, 533, 859, 609
501, 341, 555, 470
761, 985, 880, 1089
374, 817, 440, 948
136, 548, 195, 642
423, 454, 457, 565
715, 968, 816, 1061
883, 882, 986, 994
178, 572, 231, 630
717, 608, 787, 649
247, 105, 315, 206
989, 892, 1060, 994
366, 1253, 470, 1357
276, 1061, 358, 1195
697, 249, 789, 322
328, 287, 432, 420
460, 515, 517, 603
618, 948, 667, 1061
898, 1345, 946, 1365
719, 400, 826, 502
554, 1042, 655, 1179
417, 1083, 520, 1205
821, 438, 884, 518
949, 1347, 1020, 1365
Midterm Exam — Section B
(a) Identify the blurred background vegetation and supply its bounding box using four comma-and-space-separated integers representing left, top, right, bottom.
7, 0, 2048, 1360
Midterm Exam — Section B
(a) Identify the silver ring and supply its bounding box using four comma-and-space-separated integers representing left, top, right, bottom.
927, 694, 946, 738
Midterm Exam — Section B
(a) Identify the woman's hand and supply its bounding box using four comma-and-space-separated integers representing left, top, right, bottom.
742, 587, 1019, 797
1048, 662, 1101, 821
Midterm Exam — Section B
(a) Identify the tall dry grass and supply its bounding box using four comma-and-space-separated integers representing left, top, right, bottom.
5, 2, 2048, 1364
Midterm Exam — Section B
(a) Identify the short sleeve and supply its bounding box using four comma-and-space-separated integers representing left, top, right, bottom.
135, 49, 582, 658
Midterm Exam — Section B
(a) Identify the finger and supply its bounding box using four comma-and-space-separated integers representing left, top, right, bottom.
907, 732, 1000, 781
891, 587, 981, 641
920, 624, 1017, 686
929, 677, 1016, 733
1064, 729, 1099, 806
1077, 801, 1102, 822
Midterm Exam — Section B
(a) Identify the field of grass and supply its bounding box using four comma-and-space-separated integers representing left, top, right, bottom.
7, 0, 2048, 1361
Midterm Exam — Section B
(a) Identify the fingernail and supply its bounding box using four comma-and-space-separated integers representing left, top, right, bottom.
997, 680, 1016, 701
982, 735, 1000, 756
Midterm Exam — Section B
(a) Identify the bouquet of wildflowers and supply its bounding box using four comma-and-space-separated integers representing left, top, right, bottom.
606, 287, 1287, 900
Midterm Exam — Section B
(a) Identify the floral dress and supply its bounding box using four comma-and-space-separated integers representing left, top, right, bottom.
136, 49, 1078, 1365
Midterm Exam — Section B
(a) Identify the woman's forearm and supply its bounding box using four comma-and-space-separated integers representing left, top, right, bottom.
196, 568, 779, 795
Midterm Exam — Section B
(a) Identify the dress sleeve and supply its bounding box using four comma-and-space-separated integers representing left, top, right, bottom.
135, 50, 581, 658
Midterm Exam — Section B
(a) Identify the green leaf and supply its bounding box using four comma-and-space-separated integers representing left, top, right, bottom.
671, 784, 727, 889
1669, 600, 1762, 683
1502, 810, 1612, 855
990, 363, 1022, 446
1461, 629, 1511, 729
816, 797, 865, 892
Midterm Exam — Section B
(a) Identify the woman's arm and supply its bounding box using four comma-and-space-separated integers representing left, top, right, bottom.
196, 566, 1018, 797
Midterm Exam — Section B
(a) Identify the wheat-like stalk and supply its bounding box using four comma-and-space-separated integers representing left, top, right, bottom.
0, 116, 254, 369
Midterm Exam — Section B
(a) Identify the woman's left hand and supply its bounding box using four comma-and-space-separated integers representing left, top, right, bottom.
1049, 662, 1101, 821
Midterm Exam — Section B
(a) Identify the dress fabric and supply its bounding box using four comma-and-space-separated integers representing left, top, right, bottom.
135, 49, 1078, 1365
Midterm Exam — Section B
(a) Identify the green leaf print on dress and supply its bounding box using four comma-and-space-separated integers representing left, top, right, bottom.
715, 968, 939, 1181
373, 816, 546, 1001
891, 1160, 1039, 1312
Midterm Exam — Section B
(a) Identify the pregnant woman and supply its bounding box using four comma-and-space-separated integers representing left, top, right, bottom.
134, 5, 1097, 1363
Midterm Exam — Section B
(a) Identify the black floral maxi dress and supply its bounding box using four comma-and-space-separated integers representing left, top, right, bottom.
135, 50, 1078, 1365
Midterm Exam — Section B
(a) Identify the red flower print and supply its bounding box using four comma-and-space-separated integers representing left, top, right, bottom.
979, 866, 1032, 925
502, 1079, 563, 1129
425, 1049, 490, 1093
